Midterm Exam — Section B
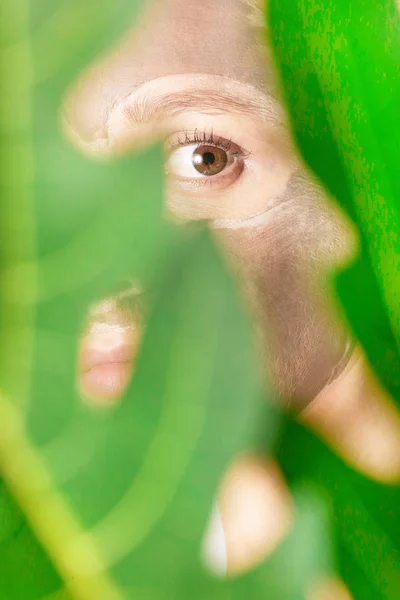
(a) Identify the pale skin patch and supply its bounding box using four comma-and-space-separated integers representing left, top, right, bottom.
308, 577, 354, 600
301, 348, 400, 484
217, 455, 292, 576
78, 289, 143, 405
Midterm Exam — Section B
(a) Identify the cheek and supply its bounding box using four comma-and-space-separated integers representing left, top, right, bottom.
165, 164, 291, 224
213, 197, 356, 279
212, 199, 357, 405
165, 129, 296, 223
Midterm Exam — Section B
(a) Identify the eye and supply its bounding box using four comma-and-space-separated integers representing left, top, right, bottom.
165, 132, 248, 186
166, 144, 234, 178
193, 145, 231, 176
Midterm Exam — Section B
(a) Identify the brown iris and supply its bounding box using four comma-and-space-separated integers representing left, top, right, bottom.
192, 145, 228, 176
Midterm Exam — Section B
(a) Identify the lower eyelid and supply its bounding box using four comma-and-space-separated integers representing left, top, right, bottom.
168, 158, 246, 192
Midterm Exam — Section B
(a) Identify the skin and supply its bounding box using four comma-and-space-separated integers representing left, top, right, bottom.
66, 0, 355, 405
65, 0, 400, 584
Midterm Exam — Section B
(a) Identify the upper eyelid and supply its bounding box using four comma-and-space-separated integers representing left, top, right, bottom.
81, 76, 285, 157
166, 130, 251, 158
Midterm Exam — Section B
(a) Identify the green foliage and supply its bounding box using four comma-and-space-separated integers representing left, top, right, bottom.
269, 0, 400, 597
2, 0, 400, 598
1, 1, 331, 598
276, 418, 400, 599
269, 0, 400, 399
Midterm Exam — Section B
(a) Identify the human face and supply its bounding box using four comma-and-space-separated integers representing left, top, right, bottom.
65, 0, 357, 406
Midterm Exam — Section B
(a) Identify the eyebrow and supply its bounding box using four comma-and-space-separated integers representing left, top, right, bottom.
121, 88, 281, 127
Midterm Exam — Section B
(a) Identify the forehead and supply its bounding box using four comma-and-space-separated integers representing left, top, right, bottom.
65, 0, 275, 144
127, 0, 267, 83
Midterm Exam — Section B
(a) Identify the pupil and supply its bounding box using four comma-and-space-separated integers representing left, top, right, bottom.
192, 145, 228, 176
202, 151, 215, 166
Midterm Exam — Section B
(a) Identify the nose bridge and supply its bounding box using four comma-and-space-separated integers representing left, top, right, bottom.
63, 0, 266, 146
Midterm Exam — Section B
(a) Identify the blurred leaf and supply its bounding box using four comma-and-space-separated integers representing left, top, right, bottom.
185, 484, 335, 600
268, 0, 400, 400
1, 0, 168, 597
0, 0, 344, 598
1, 2, 275, 595
276, 416, 400, 599
0, 222, 267, 598
0, 481, 66, 599
268, 3, 400, 597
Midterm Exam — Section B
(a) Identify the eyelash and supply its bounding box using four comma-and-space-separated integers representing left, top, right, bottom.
168, 128, 249, 158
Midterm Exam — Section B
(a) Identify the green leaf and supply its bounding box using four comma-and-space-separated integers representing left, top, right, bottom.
0, 481, 66, 599
277, 417, 400, 599
195, 486, 335, 600
268, 0, 400, 400
229, 485, 335, 600
0, 225, 266, 598
0, 2, 274, 587
0, 0, 339, 597
0, 0, 169, 597
268, 1, 400, 597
